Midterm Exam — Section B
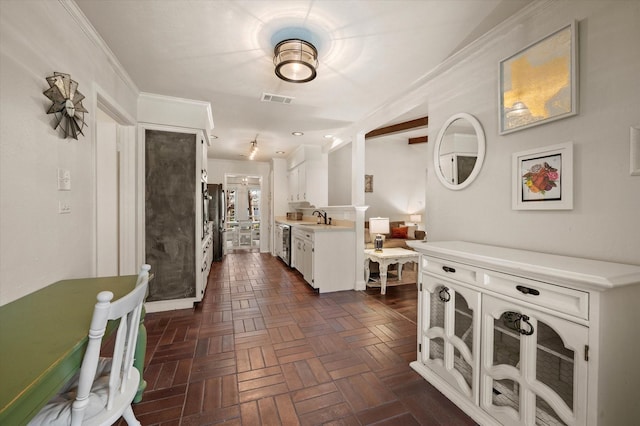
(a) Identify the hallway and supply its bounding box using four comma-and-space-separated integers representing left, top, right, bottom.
129, 251, 475, 425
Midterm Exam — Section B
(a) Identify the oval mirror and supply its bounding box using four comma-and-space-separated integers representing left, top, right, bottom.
433, 113, 486, 190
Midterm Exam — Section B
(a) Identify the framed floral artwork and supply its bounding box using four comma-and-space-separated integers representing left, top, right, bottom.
499, 21, 578, 134
512, 142, 573, 210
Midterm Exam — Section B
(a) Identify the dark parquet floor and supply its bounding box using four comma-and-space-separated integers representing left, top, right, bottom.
124, 250, 476, 425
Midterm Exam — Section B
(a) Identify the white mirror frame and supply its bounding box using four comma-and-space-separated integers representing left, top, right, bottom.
433, 112, 486, 190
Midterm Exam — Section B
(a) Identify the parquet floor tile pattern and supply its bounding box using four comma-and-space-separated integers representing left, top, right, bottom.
125, 251, 476, 425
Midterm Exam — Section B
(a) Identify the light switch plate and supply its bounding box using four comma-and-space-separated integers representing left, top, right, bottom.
57, 168, 71, 190
631, 126, 640, 176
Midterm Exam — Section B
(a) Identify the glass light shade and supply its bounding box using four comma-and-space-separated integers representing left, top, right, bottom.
274, 39, 318, 83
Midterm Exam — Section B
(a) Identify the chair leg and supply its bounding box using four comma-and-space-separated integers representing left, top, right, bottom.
122, 405, 141, 426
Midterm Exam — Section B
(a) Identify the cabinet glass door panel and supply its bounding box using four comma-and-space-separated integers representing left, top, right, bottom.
492, 378, 520, 414
454, 347, 473, 389
482, 295, 588, 426
429, 284, 446, 328
536, 322, 574, 410
429, 337, 445, 362
493, 312, 521, 368
421, 276, 480, 402
454, 292, 473, 349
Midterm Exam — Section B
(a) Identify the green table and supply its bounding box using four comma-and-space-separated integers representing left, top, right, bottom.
0, 275, 147, 425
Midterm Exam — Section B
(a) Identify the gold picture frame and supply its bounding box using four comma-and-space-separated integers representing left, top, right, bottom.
499, 21, 578, 135
364, 174, 373, 193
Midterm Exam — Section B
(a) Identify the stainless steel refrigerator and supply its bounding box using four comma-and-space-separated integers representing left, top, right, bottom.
207, 183, 225, 261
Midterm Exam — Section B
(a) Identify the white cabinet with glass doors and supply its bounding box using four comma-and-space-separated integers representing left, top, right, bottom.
408, 241, 640, 426
419, 277, 481, 405
480, 295, 588, 426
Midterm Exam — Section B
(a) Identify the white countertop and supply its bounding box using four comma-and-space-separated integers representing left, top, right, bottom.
275, 218, 353, 232
407, 240, 640, 291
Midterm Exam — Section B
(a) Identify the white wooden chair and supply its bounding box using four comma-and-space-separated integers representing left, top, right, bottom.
28, 264, 150, 426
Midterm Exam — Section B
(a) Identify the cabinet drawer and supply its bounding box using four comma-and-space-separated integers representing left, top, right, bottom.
484, 271, 589, 320
422, 256, 479, 286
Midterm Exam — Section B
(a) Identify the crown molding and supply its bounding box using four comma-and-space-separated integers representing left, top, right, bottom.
59, 0, 139, 96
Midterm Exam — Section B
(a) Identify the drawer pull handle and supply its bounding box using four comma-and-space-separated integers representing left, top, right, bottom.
438, 286, 451, 302
442, 266, 456, 273
516, 285, 540, 296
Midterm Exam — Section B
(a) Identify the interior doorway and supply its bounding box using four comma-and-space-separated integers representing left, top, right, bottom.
224, 174, 262, 252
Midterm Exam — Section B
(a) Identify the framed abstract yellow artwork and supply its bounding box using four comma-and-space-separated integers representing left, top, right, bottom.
499, 21, 578, 135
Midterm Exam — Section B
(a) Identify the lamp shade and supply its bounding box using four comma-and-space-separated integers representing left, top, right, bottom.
274, 39, 318, 83
369, 217, 390, 235
409, 214, 422, 223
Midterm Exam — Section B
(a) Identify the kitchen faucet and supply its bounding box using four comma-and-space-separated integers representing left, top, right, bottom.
312, 210, 328, 224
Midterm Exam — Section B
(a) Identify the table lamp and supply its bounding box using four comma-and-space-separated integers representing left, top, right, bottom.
369, 217, 390, 252
409, 214, 422, 228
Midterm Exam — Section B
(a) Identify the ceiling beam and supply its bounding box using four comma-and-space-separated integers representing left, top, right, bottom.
408, 135, 428, 144
365, 116, 429, 139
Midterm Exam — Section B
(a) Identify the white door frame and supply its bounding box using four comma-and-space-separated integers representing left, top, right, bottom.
93, 86, 137, 276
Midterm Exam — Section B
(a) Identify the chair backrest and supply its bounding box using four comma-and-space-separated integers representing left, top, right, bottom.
70, 264, 150, 425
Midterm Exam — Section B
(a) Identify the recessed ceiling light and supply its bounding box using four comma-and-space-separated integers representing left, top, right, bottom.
276, 151, 285, 154
292, 131, 304, 136
324, 134, 333, 139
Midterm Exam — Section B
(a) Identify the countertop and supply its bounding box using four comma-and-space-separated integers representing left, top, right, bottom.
407, 240, 640, 291
275, 218, 353, 232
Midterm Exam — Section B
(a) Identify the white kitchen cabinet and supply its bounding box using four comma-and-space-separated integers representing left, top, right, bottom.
286, 145, 327, 207
292, 228, 314, 287
288, 166, 299, 202
292, 226, 355, 293
408, 241, 640, 426
200, 222, 213, 298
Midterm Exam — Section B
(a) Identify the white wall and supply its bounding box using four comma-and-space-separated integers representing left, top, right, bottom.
421, 1, 640, 264
364, 138, 427, 221
328, 142, 352, 206
0, 1, 139, 305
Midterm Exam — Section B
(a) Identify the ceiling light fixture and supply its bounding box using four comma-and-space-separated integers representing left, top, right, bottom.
274, 39, 318, 83
249, 140, 258, 160
292, 131, 304, 136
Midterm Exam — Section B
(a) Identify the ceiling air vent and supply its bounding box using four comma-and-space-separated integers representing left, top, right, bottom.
261, 92, 294, 104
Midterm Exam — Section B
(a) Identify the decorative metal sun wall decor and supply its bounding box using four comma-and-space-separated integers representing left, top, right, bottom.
43, 72, 88, 139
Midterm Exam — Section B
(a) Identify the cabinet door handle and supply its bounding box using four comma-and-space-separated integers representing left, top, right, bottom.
516, 285, 540, 296
503, 312, 535, 336
438, 286, 451, 302
442, 266, 456, 273
518, 315, 535, 336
